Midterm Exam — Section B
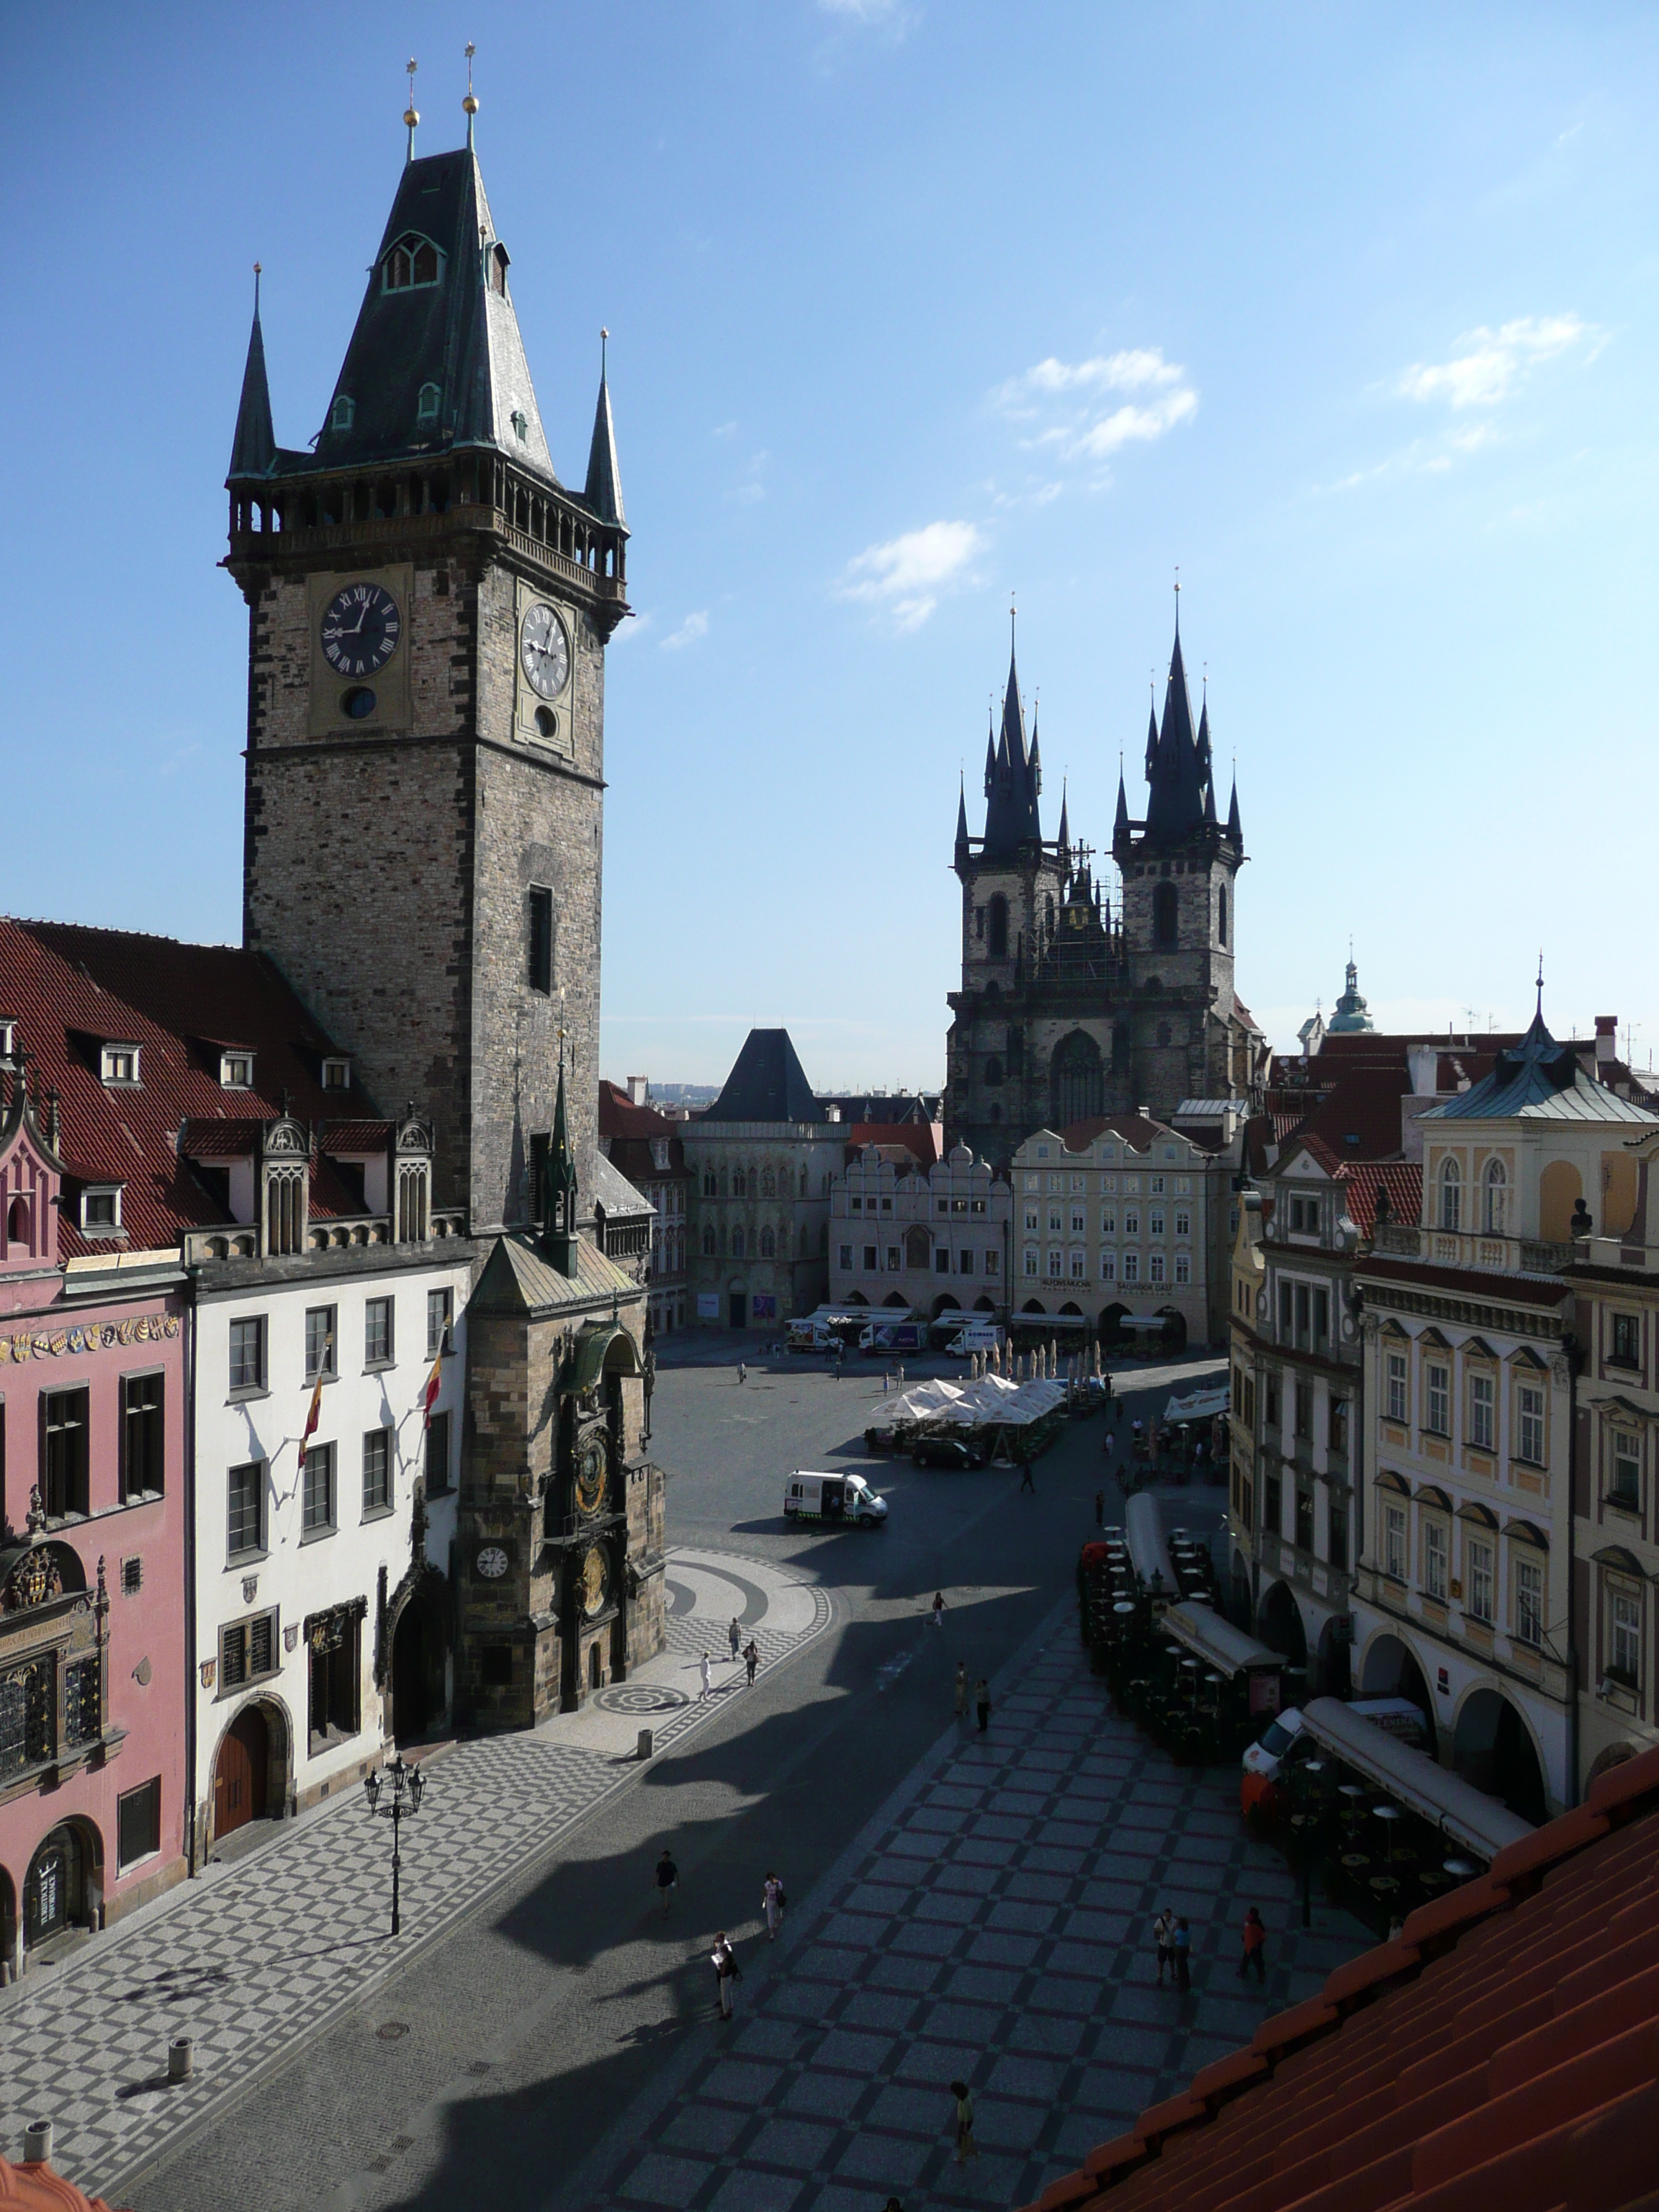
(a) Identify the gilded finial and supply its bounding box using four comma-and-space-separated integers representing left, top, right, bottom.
253, 261, 261, 313
404, 57, 420, 163
601, 326, 609, 379
464, 41, 479, 144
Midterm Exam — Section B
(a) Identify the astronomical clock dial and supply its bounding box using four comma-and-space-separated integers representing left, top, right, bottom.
320, 582, 402, 675
475, 1544, 510, 1581
575, 1436, 608, 1517
581, 1547, 608, 1618
520, 602, 570, 698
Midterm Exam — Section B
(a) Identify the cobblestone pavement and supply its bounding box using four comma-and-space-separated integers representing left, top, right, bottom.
0, 1548, 830, 2198
585, 1626, 1371, 2212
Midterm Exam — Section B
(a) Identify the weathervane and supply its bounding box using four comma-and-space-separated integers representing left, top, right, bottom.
404, 58, 420, 163
464, 42, 479, 143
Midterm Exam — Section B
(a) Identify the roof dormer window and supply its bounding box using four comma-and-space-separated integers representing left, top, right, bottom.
510, 410, 528, 444
101, 1043, 140, 1087
0, 1020, 15, 1061
331, 394, 355, 433
322, 1057, 351, 1092
81, 1185, 124, 1235
490, 243, 509, 295
220, 1051, 255, 1090
384, 233, 442, 292
417, 381, 442, 428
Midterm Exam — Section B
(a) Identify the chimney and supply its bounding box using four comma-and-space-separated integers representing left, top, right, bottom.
1595, 1016, 1617, 1069
626, 1075, 649, 1106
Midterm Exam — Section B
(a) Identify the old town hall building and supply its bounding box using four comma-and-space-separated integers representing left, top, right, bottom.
947, 616, 1265, 1166
225, 110, 664, 1727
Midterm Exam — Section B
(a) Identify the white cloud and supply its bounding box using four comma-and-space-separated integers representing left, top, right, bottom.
1397, 315, 1601, 408
661, 611, 709, 650
819, 0, 907, 19
727, 451, 768, 506
994, 348, 1197, 475
835, 519, 985, 631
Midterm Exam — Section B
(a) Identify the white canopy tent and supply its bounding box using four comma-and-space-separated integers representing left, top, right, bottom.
1161, 1601, 1280, 1681
1125, 1493, 1177, 1592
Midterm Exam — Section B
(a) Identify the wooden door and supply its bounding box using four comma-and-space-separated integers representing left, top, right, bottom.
213, 1707, 268, 1838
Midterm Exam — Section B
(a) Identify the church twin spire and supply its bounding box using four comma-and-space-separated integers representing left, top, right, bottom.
961, 606, 1242, 874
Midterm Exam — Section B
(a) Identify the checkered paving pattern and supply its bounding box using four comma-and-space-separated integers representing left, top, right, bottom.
590, 1639, 1372, 2212
0, 1547, 830, 2196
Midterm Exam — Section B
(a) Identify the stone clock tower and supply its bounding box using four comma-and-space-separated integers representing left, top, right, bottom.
225, 108, 664, 1725
226, 122, 627, 1232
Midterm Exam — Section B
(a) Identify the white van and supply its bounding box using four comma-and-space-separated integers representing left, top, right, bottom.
783, 1470, 889, 1527
786, 1320, 838, 1354
944, 1321, 1004, 1359
1242, 1696, 1428, 1784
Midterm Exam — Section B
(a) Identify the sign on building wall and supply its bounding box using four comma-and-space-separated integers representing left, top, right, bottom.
697, 1292, 721, 1320
752, 1295, 777, 1321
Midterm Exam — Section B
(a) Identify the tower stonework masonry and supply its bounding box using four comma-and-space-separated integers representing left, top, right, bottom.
947, 616, 1264, 1165
225, 113, 663, 1727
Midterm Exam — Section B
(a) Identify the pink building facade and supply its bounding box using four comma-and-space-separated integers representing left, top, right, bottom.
0, 1071, 187, 1979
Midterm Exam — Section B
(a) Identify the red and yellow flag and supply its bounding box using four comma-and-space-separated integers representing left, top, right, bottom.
421, 1352, 444, 1429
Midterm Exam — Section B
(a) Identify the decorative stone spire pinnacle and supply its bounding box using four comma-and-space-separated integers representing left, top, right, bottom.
228, 265, 276, 481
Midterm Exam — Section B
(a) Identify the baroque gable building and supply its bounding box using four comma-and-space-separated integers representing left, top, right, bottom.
946, 615, 1265, 1166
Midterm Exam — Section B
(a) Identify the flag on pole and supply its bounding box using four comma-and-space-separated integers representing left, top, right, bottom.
300, 1334, 333, 1456
421, 1352, 444, 1429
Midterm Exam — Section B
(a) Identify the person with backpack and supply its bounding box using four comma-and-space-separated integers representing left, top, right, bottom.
711, 1931, 741, 2018
763, 1870, 786, 1941
743, 1637, 760, 1686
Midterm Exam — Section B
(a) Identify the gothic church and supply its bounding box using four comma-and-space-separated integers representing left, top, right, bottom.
946, 616, 1264, 1164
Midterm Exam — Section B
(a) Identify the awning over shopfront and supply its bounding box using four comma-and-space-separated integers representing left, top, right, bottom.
1164, 1385, 1229, 1424
1125, 1492, 1177, 1593
1300, 1696, 1534, 1861
1162, 1600, 1280, 1681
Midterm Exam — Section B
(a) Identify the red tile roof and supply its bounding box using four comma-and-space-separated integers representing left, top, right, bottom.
848, 1121, 942, 1166
1020, 1745, 1659, 2212
1344, 1161, 1422, 1239
0, 920, 377, 1256
1359, 1254, 1574, 1308
1061, 1115, 1172, 1153
598, 1079, 678, 1142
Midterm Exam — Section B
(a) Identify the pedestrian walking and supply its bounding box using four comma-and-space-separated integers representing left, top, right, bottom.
1018, 1459, 1035, 1493
711, 1931, 741, 2018
1173, 1916, 1192, 1991
763, 1870, 786, 1941
883, 1371, 890, 1395
738, 1359, 746, 1384
932, 1591, 946, 1631
953, 1661, 968, 1720
1152, 1906, 1173, 1987
1238, 1905, 1267, 1984
1095, 1487, 1105, 1527
974, 1677, 990, 1732
896, 1363, 904, 1388
727, 1616, 741, 1660
743, 1637, 760, 1686
655, 1849, 679, 1914
950, 2081, 979, 2167
698, 1651, 711, 1701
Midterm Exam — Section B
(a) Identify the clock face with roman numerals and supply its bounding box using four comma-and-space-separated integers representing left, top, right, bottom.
321, 583, 401, 677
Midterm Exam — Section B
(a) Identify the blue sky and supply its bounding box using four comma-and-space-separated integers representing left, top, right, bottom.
7, 4, 1658, 1088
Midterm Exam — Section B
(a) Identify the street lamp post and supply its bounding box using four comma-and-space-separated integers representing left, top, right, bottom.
363, 1754, 426, 1937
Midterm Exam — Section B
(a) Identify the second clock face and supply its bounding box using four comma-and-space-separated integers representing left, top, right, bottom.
521, 602, 570, 699
321, 582, 401, 676
575, 1437, 607, 1516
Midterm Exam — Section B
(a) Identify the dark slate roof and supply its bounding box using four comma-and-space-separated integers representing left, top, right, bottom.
228, 292, 276, 480
701, 1029, 824, 1123
306, 146, 557, 482
1426, 1005, 1658, 1125
469, 1229, 635, 1314
1226, 773, 1243, 845
954, 779, 971, 861
1143, 620, 1212, 842
980, 637, 1043, 862
583, 351, 625, 526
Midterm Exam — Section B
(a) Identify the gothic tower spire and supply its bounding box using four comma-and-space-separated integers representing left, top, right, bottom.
228, 267, 276, 482
583, 327, 626, 526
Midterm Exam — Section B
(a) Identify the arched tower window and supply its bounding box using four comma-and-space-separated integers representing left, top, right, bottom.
732, 1170, 747, 1197
1051, 1031, 1105, 1129
702, 1226, 716, 1256
984, 1056, 1003, 1087
760, 1226, 776, 1259
730, 1227, 745, 1259
384, 233, 441, 290
986, 895, 1008, 958
1439, 1157, 1462, 1232
1153, 881, 1178, 949
1218, 884, 1228, 947
1484, 1158, 1507, 1234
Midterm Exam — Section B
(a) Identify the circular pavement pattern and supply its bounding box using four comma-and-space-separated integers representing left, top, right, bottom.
592, 1683, 691, 1715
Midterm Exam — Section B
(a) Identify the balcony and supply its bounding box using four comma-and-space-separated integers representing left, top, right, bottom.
1369, 1220, 1574, 1275
184, 1209, 468, 1265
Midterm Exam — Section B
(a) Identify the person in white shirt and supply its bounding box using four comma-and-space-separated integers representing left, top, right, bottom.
763, 1871, 785, 1941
